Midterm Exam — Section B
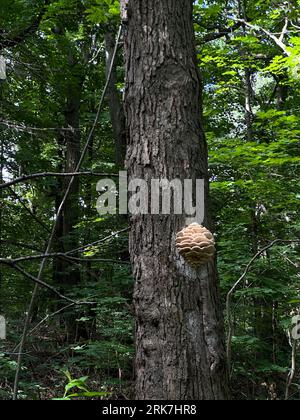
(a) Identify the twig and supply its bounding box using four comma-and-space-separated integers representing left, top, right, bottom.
13, 304, 75, 354
0, 254, 130, 265
1, 261, 94, 305
228, 17, 291, 56
201, 22, 243, 43
66, 256, 130, 265
290, 21, 300, 31
12, 25, 123, 400
0, 171, 118, 190
7, 187, 51, 233
226, 239, 300, 373
66, 227, 130, 255
282, 255, 300, 270
0, 119, 80, 133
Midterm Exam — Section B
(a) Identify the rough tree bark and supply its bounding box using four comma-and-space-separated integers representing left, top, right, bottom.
123, 0, 228, 400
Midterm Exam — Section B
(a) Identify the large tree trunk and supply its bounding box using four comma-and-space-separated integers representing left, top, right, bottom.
123, 0, 228, 400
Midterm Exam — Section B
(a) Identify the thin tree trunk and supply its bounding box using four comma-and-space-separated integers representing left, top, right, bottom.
123, 0, 228, 400
52, 49, 84, 340
60, 81, 82, 341
105, 31, 126, 167
245, 68, 253, 142
239, 0, 253, 142
276, 75, 288, 110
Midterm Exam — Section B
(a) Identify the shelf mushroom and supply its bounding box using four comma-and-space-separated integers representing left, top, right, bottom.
176, 223, 215, 268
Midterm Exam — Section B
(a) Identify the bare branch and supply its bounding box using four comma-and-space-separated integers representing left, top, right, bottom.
279, 17, 289, 43
229, 17, 291, 56
290, 21, 300, 31
7, 187, 51, 233
1, 260, 95, 305
0, 119, 80, 133
13, 304, 76, 353
67, 256, 130, 265
66, 227, 130, 255
0, 171, 118, 190
282, 254, 300, 270
202, 22, 243, 43
0, 253, 130, 265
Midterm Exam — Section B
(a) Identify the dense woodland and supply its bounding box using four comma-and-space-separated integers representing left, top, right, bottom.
0, 0, 300, 401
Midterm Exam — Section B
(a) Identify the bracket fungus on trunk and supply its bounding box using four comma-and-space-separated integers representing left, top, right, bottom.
176, 223, 215, 268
